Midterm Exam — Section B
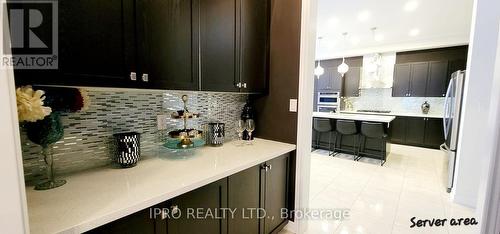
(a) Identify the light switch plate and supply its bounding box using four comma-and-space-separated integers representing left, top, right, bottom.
289, 99, 298, 112
157, 115, 168, 130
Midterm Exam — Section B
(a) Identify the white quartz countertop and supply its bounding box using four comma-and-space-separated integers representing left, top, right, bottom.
313, 112, 396, 123
339, 110, 443, 119
26, 139, 296, 234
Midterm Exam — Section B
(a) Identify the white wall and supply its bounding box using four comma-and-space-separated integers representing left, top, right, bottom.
0, 2, 29, 233
453, 0, 500, 208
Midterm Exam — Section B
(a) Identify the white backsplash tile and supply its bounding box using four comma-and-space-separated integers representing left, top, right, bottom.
344, 88, 444, 116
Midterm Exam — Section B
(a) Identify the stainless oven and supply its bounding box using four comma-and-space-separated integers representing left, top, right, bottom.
317, 92, 339, 112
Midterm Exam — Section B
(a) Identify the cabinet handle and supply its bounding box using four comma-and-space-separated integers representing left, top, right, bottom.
242, 83, 247, 89
130, 72, 137, 81
268, 164, 272, 171
142, 73, 149, 82
261, 164, 270, 172
442, 93, 445, 97
236, 82, 242, 88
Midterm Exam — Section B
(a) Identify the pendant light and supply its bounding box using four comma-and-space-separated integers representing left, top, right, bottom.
337, 32, 349, 77
314, 37, 325, 77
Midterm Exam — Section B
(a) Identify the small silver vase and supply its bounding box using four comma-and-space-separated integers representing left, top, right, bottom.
421, 101, 430, 114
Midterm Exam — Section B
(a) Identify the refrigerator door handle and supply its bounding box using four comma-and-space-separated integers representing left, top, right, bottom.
443, 80, 454, 139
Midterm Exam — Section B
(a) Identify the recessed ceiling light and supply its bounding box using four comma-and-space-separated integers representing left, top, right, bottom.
409, 28, 420, 36
357, 10, 371, 22
404, 0, 419, 11
374, 34, 384, 42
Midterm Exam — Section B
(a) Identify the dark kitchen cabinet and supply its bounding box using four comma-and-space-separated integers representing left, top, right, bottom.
14, 0, 138, 88
199, 0, 238, 92
317, 67, 342, 92
12, 0, 269, 93
239, 0, 269, 93
392, 64, 411, 97
343, 67, 361, 97
405, 117, 426, 145
167, 178, 228, 234
263, 154, 290, 234
388, 117, 407, 144
137, 0, 199, 90
409, 62, 429, 97
388, 116, 444, 149
424, 118, 445, 147
426, 61, 449, 97
228, 165, 261, 234
85, 204, 165, 234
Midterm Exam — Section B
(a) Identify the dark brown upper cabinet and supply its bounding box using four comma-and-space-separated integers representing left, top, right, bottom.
199, 0, 238, 92
317, 67, 342, 92
137, 0, 199, 90
392, 61, 451, 97
13, 0, 138, 88
238, 0, 269, 93
12, 0, 269, 93
200, 0, 269, 93
343, 67, 361, 97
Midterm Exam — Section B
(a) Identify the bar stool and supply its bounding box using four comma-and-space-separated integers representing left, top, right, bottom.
312, 118, 335, 156
359, 122, 388, 166
333, 120, 359, 160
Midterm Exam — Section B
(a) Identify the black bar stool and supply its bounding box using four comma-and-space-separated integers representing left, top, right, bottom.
312, 118, 335, 156
359, 122, 388, 166
333, 120, 359, 160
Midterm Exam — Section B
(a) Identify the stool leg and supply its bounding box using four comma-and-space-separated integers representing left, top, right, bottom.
380, 139, 386, 166
328, 131, 333, 156
356, 135, 363, 161
315, 132, 320, 149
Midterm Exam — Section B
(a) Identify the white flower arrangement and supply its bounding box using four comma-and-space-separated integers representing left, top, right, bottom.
16, 86, 52, 122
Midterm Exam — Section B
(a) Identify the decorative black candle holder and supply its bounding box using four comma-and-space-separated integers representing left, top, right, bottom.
113, 132, 141, 168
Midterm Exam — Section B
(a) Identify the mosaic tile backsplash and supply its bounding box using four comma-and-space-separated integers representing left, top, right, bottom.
20, 89, 247, 184
345, 88, 445, 115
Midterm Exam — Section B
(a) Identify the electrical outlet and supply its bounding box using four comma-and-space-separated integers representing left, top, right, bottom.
157, 115, 168, 130
289, 99, 298, 112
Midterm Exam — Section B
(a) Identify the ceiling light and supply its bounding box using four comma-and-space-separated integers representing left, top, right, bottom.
337, 58, 349, 77
404, 0, 419, 12
357, 10, 371, 22
374, 34, 384, 42
409, 28, 420, 36
314, 63, 325, 77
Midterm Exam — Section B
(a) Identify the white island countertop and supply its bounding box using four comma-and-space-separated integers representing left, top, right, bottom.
313, 112, 396, 123
26, 139, 295, 234
339, 110, 443, 119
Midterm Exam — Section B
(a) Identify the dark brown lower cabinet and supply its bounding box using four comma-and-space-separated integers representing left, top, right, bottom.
388, 116, 444, 149
87, 153, 292, 234
167, 178, 228, 234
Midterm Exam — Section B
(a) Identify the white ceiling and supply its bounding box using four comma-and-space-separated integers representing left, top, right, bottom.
315, 0, 474, 60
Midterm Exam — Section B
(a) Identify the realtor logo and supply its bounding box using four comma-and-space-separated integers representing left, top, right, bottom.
2, 0, 57, 69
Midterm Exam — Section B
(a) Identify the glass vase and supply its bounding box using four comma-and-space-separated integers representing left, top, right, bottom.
35, 145, 66, 190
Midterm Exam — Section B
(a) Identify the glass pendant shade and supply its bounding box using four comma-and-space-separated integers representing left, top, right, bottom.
314, 63, 325, 77
337, 58, 349, 77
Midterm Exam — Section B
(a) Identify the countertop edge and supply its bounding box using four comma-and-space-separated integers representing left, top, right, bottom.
47, 141, 296, 234
338, 111, 443, 118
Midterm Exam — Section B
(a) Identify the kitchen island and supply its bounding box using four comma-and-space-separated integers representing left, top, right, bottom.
313, 112, 396, 124
26, 139, 295, 234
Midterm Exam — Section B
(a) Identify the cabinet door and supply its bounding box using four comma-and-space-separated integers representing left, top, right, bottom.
138, 0, 198, 90
317, 67, 334, 91
389, 117, 406, 144
409, 62, 429, 97
86, 205, 164, 234
405, 117, 426, 146
424, 118, 445, 149
239, 0, 269, 93
343, 67, 361, 97
228, 165, 261, 234
56, 0, 137, 87
392, 64, 411, 97
167, 178, 228, 234
264, 154, 289, 234
199, 0, 238, 92
426, 61, 448, 97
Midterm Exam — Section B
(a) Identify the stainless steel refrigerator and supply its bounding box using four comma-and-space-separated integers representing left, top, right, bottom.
441, 70, 466, 193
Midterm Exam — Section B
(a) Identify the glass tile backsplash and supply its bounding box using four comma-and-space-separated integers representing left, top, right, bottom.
20, 89, 247, 184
